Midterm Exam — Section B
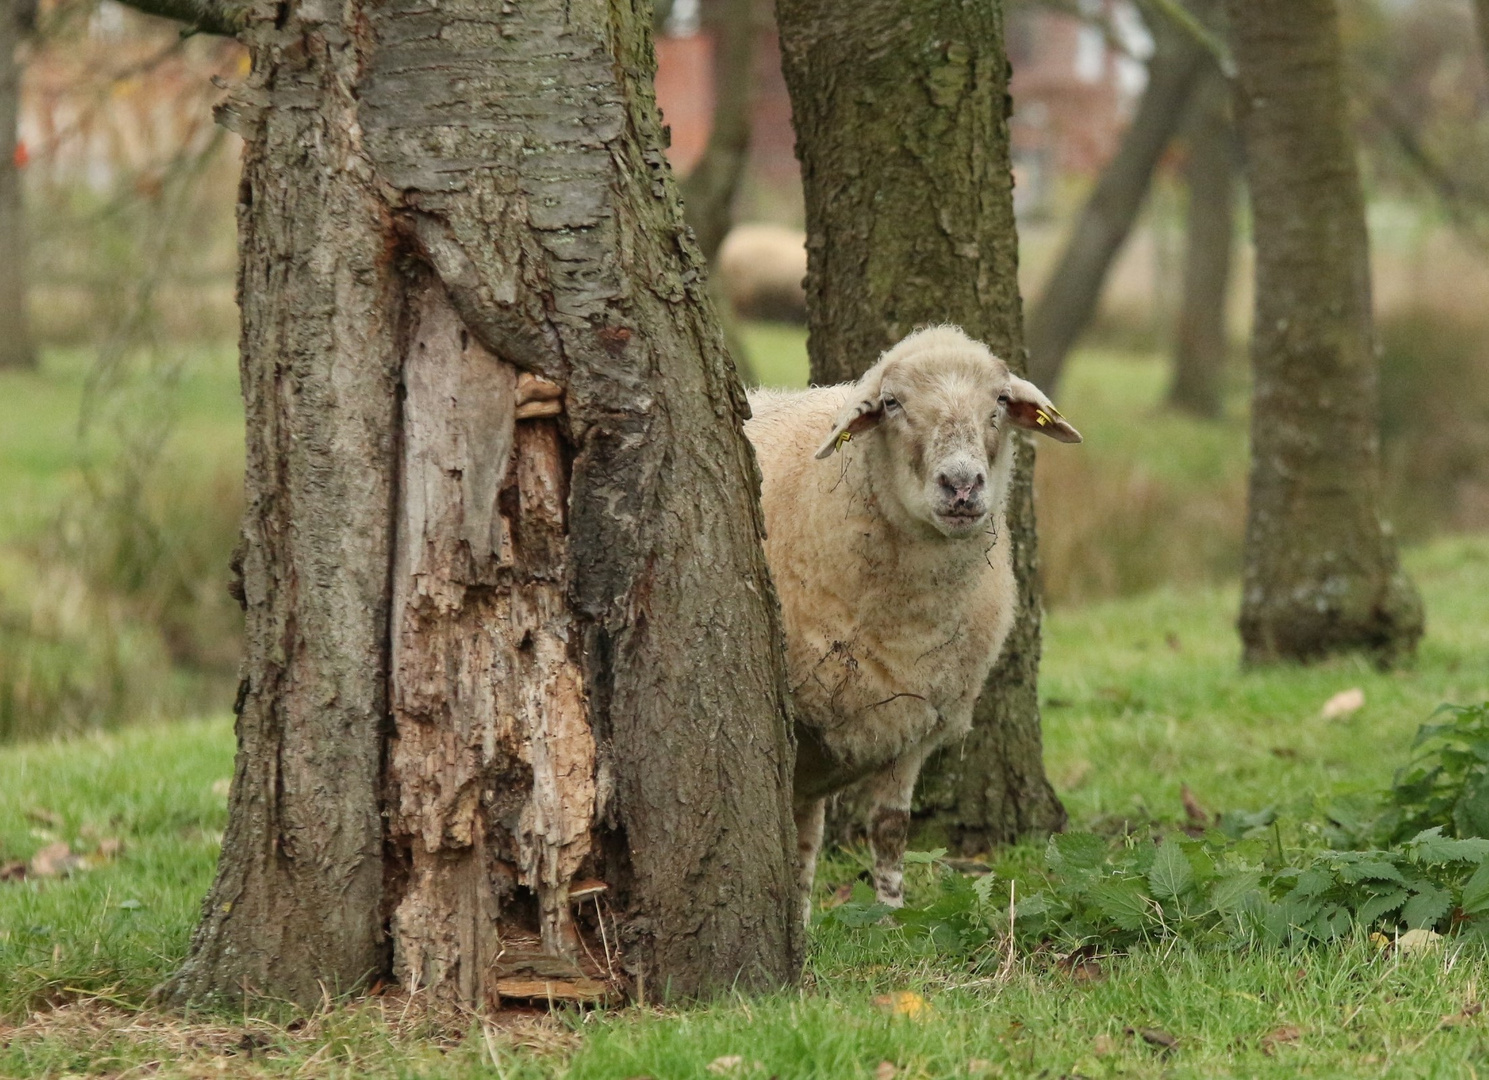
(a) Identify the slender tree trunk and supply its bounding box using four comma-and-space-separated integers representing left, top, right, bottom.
0, 0, 35, 370
777, 0, 1066, 851
1226, 0, 1423, 666
1166, 67, 1236, 418
165, 0, 800, 1009
681, 0, 758, 263
1475, 0, 1489, 79
1024, 4, 1211, 392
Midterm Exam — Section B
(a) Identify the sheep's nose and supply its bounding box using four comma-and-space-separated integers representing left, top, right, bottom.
936, 470, 986, 505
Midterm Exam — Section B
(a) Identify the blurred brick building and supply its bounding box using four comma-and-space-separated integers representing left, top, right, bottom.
654, 2, 1141, 223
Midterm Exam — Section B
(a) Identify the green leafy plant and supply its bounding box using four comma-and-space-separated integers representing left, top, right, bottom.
826, 704, 1489, 957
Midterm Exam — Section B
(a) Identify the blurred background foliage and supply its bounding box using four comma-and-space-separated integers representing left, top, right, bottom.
1, 0, 1486, 741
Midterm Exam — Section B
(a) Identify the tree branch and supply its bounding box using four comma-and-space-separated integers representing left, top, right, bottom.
109, 0, 250, 37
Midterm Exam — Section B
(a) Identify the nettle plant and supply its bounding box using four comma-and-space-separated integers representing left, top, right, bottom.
825, 704, 1489, 954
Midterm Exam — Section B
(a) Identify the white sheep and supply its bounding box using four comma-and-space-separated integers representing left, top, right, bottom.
744, 325, 1081, 923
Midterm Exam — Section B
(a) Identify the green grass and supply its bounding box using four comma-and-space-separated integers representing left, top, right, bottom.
4, 538, 1489, 1076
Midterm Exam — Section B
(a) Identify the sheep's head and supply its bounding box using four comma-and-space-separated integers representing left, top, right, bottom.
815, 326, 1081, 540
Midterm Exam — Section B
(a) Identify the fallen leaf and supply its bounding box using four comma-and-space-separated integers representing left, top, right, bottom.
1370, 931, 1391, 950
1270, 746, 1299, 759
1057, 944, 1104, 982
211, 778, 232, 798
967, 1060, 994, 1075
1, 860, 25, 882
874, 1062, 896, 1080
1092, 1034, 1117, 1056
1321, 688, 1365, 720
95, 838, 124, 861
1125, 1026, 1178, 1053
29, 841, 83, 878
872, 991, 928, 1019
1260, 1025, 1302, 1054
1441, 1003, 1483, 1029
1180, 785, 1211, 828
1165, 632, 1182, 651
823, 883, 855, 910
1398, 928, 1443, 954
706, 1056, 744, 1075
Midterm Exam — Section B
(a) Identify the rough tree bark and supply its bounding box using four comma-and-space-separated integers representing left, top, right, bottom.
1024, 2, 1211, 392
147, 0, 799, 1008
1166, 66, 1236, 418
1226, 0, 1424, 666
0, 0, 35, 370
776, 0, 1066, 851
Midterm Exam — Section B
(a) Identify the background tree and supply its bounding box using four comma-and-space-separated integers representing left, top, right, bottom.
1166, 65, 1237, 418
0, 0, 36, 370
1225, 0, 1424, 665
1024, 0, 1215, 392
776, 0, 1066, 849
119, 0, 801, 1008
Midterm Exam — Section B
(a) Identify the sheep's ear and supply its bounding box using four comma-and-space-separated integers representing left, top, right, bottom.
1003, 376, 1082, 443
814, 396, 885, 459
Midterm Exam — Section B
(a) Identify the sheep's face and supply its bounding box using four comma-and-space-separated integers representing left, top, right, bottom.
816, 327, 1081, 541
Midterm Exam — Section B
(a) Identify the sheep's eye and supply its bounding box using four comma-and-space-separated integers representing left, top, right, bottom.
997, 393, 1010, 406
882, 394, 901, 414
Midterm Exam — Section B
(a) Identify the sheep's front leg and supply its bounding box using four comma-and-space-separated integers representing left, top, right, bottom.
862, 746, 933, 907
794, 797, 826, 929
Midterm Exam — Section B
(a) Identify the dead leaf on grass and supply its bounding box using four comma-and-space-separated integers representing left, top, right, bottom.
1441, 1003, 1483, 1029
29, 841, 84, 878
874, 1061, 896, 1080
1180, 785, 1211, 829
823, 883, 855, 910
1125, 1026, 1178, 1053
1092, 1033, 1117, 1056
1321, 688, 1365, 720
1, 860, 25, 882
1260, 1025, 1301, 1054
872, 991, 928, 1019
211, 778, 232, 798
967, 1059, 994, 1075
1398, 928, 1443, 954
706, 1055, 744, 1074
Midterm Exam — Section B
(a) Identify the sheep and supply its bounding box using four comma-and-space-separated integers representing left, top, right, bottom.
743, 325, 1082, 924
717, 224, 808, 324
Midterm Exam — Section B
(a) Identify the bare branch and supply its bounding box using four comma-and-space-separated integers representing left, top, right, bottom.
109, 0, 249, 37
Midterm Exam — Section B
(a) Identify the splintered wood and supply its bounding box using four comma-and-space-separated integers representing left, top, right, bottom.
388, 282, 610, 1008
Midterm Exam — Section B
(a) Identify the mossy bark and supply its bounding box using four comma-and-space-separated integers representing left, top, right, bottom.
165, 0, 801, 1009
776, 0, 1065, 851
1226, 0, 1424, 666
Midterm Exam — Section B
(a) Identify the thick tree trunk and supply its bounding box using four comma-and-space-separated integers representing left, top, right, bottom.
1226, 0, 1424, 666
1166, 67, 1236, 419
167, 0, 800, 1009
777, 0, 1065, 852
0, 0, 35, 370
1024, 5, 1211, 392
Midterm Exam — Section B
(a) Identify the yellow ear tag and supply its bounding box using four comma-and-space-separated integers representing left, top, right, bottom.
1035, 409, 1051, 426
835, 430, 853, 449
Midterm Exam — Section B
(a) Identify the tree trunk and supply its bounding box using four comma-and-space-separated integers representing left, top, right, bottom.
1226, 0, 1424, 666
0, 0, 35, 370
680, 0, 758, 263
1475, 0, 1489, 80
1166, 67, 1236, 419
166, 0, 800, 1009
1024, 5, 1211, 392
776, 0, 1065, 852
